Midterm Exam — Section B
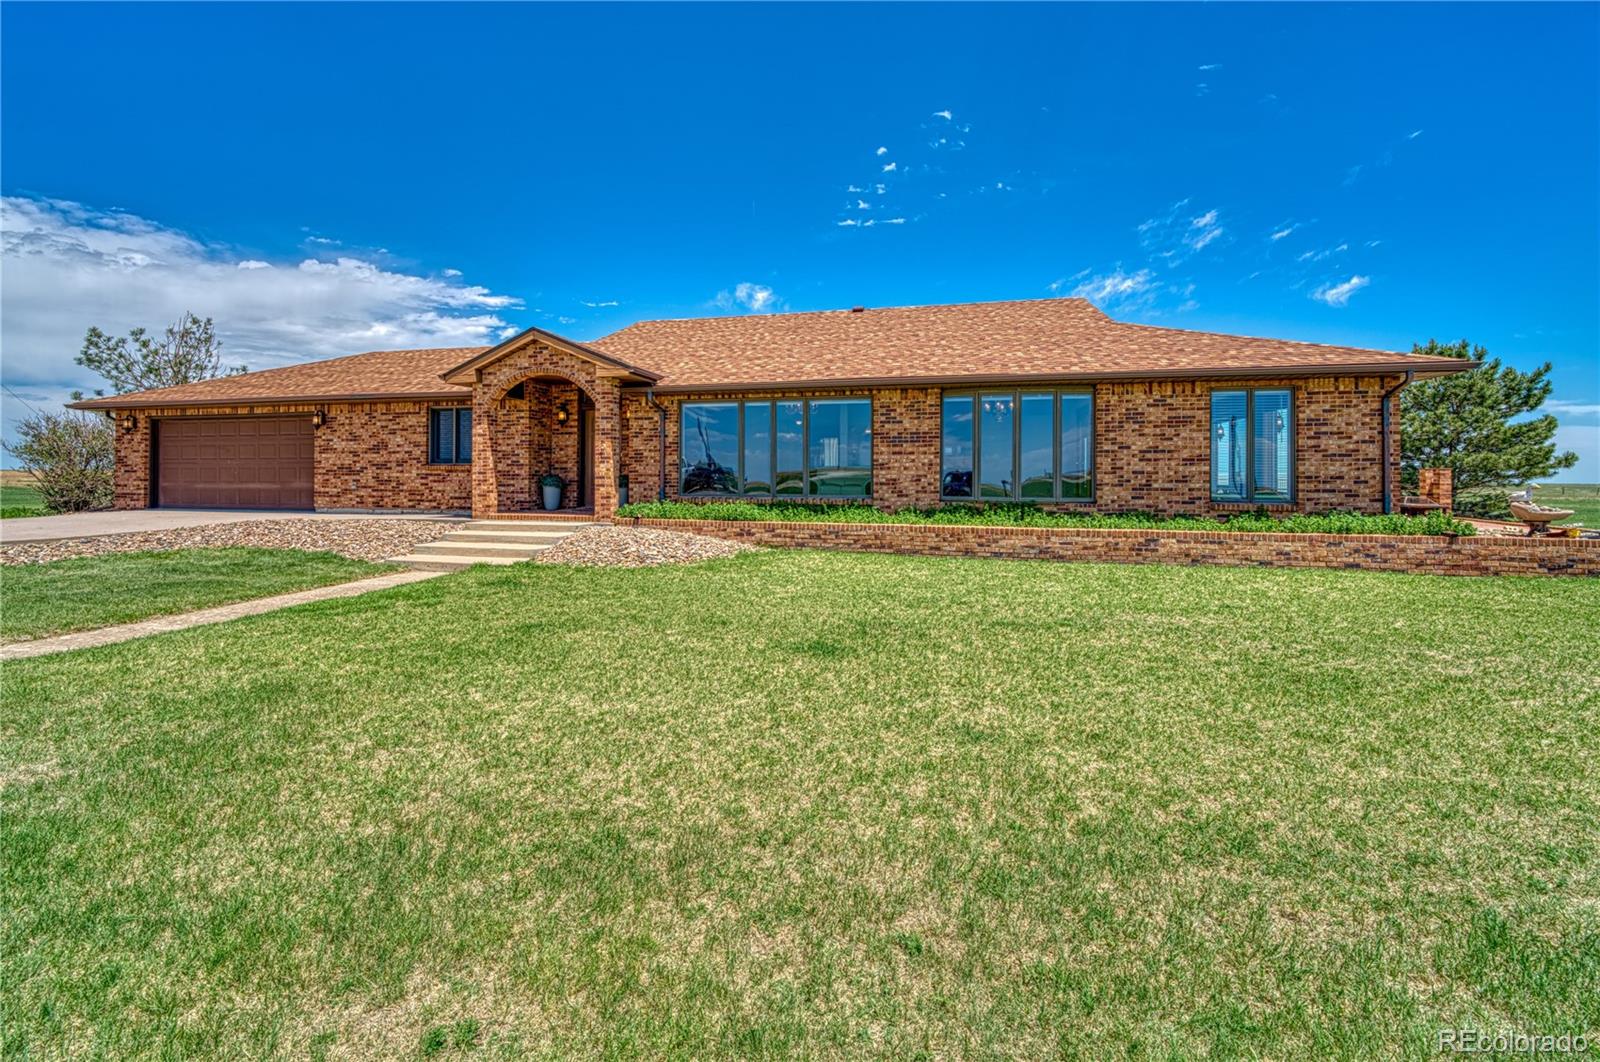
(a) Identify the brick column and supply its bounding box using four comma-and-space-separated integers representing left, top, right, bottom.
113, 411, 151, 509
473, 385, 532, 516
592, 378, 621, 519
1417, 467, 1453, 511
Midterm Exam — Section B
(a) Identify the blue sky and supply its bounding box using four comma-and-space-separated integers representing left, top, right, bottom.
2, 2, 1596, 477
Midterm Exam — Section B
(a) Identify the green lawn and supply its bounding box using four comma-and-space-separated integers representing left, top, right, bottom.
2, 552, 1596, 1057
0, 547, 395, 641
1534, 483, 1600, 527
1, 482, 47, 519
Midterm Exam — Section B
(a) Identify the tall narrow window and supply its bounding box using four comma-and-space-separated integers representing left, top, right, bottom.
775, 401, 805, 495
1018, 392, 1055, 499
978, 394, 1014, 498
1211, 389, 1293, 502
1253, 390, 1292, 501
680, 403, 739, 495
429, 407, 472, 464
742, 402, 773, 494
1059, 393, 1092, 499
808, 399, 872, 496
941, 395, 974, 498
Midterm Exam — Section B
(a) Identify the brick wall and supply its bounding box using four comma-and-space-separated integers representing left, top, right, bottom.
472, 340, 621, 517
1418, 467, 1454, 511
110, 400, 471, 512
630, 517, 1600, 579
632, 375, 1404, 516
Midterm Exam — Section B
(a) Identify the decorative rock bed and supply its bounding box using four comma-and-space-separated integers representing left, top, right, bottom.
0, 519, 463, 566
536, 526, 757, 568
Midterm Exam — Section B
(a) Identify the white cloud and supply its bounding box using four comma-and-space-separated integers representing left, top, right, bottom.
1545, 399, 1600, 418
442, 268, 463, 277
882, 161, 897, 172
875, 183, 887, 194
1311, 275, 1370, 307
1270, 227, 1295, 241
1068, 267, 1157, 309
1552, 422, 1600, 481
1198, 63, 1221, 71
875, 146, 888, 156
1138, 200, 1225, 263
881, 217, 906, 225
846, 185, 865, 193
0, 195, 522, 443
855, 200, 870, 209
711, 282, 780, 313
932, 109, 953, 120
837, 219, 860, 227
1409, 129, 1424, 139
580, 299, 620, 308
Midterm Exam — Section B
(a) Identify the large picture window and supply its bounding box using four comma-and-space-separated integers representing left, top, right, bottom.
941, 390, 1094, 502
428, 407, 473, 465
680, 398, 872, 497
1211, 388, 1293, 502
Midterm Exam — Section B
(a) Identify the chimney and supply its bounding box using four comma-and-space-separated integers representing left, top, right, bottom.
850, 306, 865, 313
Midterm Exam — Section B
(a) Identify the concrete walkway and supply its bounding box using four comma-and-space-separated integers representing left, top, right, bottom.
0, 509, 466, 545
1, 569, 442, 661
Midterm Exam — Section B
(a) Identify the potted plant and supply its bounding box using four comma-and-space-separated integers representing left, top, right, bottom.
618, 474, 629, 507
540, 473, 563, 511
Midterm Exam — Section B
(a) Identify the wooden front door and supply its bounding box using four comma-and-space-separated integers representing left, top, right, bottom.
577, 398, 595, 508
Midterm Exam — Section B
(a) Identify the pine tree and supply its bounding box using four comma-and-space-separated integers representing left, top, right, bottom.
1401, 339, 1577, 513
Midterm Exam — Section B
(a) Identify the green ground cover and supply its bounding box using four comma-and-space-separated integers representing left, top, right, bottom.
0, 547, 394, 641
0, 482, 47, 519
1533, 483, 1600, 527
2, 551, 1595, 1056
619, 499, 1477, 536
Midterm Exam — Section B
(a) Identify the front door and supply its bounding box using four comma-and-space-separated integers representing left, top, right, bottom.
577, 398, 595, 508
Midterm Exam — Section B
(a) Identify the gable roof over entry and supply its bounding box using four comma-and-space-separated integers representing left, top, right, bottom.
70, 297, 1474, 410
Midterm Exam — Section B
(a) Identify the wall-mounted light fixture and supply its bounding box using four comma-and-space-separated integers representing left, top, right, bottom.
312, 409, 327, 429
117, 412, 137, 434
555, 403, 570, 425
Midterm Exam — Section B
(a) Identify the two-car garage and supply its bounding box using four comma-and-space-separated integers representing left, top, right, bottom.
154, 416, 314, 509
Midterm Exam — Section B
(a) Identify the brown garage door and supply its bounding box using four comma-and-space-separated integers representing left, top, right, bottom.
156, 417, 314, 509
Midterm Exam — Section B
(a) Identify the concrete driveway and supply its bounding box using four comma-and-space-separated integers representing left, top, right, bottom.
0, 509, 465, 544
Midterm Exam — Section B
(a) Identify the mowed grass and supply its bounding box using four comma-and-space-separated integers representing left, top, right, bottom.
0, 481, 47, 519
1534, 483, 1600, 527
2, 551, 1597, 1058
0, 547, 394, 641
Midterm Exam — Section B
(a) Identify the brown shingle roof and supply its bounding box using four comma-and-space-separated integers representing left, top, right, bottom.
71, 297, 1472, 410
591, 297, 1470, 390
70, 346, 483, 409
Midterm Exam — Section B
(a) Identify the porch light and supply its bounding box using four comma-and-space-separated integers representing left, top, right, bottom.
311, 409, 326, 428
555, 403, 570, 425
117, 412, 137, 433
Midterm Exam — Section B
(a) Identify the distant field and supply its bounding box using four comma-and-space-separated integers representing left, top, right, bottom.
1, 472, 46, 518
1534, 483, 1600, 527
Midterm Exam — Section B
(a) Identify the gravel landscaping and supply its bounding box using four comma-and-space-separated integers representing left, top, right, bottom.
536, 525, 757, 567
0, 519, 462, 566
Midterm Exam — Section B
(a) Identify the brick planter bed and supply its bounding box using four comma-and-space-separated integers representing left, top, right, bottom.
625, 518, 1600, 578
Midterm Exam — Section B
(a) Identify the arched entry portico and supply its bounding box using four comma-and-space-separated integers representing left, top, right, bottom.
447, 329, 659, 520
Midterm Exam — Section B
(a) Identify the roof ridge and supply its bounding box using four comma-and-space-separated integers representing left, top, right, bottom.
603, 295, 1102, 330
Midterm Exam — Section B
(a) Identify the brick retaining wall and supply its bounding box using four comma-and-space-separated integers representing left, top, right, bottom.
628, 518, 1600, 578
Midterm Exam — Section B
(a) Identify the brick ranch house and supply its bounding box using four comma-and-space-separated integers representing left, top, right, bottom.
71, 297, 1473, 520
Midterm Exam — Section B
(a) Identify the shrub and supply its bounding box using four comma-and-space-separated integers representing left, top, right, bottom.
5, 411, 114, 513
615, 500, 1477, 537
